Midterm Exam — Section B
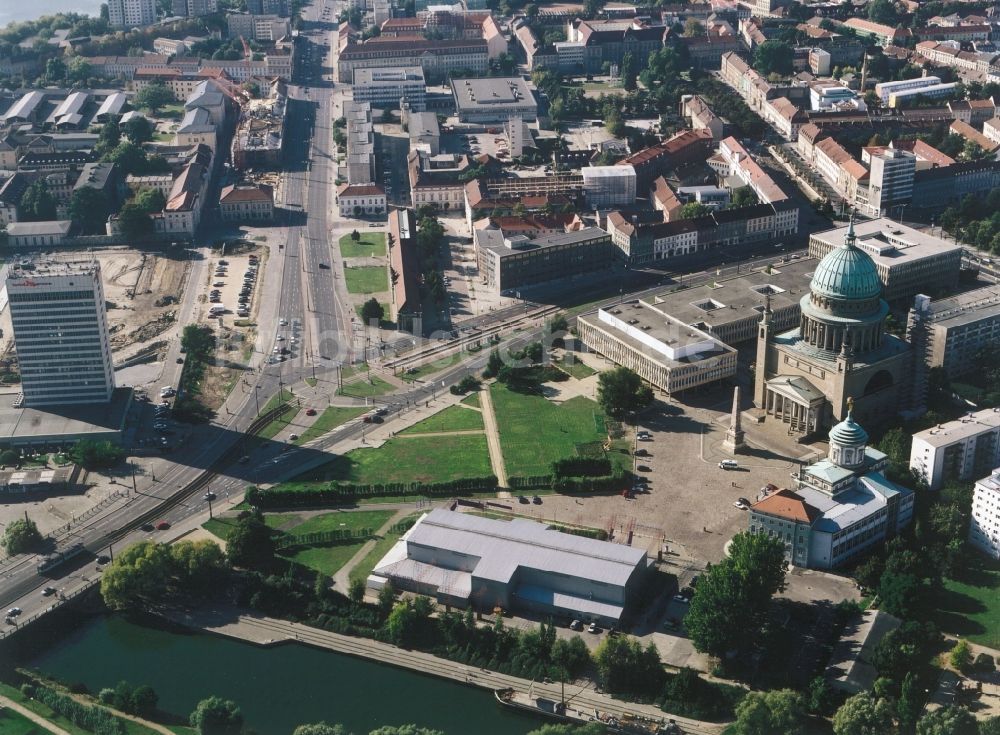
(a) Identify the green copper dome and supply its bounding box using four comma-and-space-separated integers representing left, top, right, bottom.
830, 407, 869, 447
811, 220, 882, 302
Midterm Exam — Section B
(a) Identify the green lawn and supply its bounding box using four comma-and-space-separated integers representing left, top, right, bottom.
0, 708, 48, 735
203, 512, 300, 540
400, 405, 484, 435
491, 384, 622, 477
283, 433, 492, 486
344, 266, 388, 294
932, 556, 1000, 649
286, 509, 393, 536
350, 513, 421, 584
259, 388, 294, 415
336, 374, 394, 398
461, 393, 481, 408
281, 542, 367, 576
339, 232, 386, 257
257, 407, 300, 440
294, 405, 367, 445
400, 355, 461, 383
555, 356, 596, 379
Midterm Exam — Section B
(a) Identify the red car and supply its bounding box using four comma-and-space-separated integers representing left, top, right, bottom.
155, 521, 171, 530
305, 408, 317, 416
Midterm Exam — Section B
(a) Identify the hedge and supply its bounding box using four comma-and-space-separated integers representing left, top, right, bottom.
552, 457, 612, 478
552, 472, 628, 494
275, 528, 376, 549
32, 684, 127, 735
248, 476, 498, 508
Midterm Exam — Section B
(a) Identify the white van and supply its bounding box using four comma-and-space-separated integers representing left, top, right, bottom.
208, 305, 226, 316
718, 460, 739, 470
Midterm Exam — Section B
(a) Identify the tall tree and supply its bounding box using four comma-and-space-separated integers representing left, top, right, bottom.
832, 692, 896, 735
731, 690, 807, 735
867, 0, 899, 25
2, 517, 42, 555
753, 40, 794, 77
189, 697, 243, 735
134, 81, 175, 113
684, 532, 787, 661
69, 187, 111, 234
226, 516, 275, 570
121, 115, 154, 144
20, 179, 57, 221
916, 705, 977, 735
596, 366, 653, 419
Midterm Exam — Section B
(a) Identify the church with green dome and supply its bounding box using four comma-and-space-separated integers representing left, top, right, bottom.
753, 218, 914, 435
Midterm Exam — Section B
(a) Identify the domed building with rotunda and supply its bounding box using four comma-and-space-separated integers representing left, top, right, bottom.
753, 217, 914, 435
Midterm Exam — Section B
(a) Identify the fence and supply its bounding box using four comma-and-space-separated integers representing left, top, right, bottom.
274, 528, 376, 549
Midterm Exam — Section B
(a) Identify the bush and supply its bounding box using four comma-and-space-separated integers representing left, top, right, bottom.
68, 439, 124, 469
2, 517, 43, 555
32, 684, 128, 735
975, 653, 996, 674
552, 457, 612, 478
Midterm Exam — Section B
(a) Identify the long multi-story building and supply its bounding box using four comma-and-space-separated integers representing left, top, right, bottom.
807, 219, 961, 303
970, 469, 1000, 560
475, 226, 614, 294
578, 300, 737, 395
344, 101, 376, 186
910, 408, 1000, 490
337, 38, 489, 83
108, 0, 157, 28
7, 261, 115, 407
353, 67, 427, 110
907, 285, 1000, 381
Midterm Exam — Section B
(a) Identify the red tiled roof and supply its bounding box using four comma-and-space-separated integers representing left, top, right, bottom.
751, 488, 819, 524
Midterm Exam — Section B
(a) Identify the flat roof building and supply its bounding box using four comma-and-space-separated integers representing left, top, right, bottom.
7, 260, 115, 407
475, 226, 615, 294
450, 77, 538, 123
353, 66, 427, 111
368, 509, 650, 626
643, 257, 818, 344
578, 300, 737, 395
970, 468, 1000, 560
909, 408, 1000, 490
808, 219, 962, 302
907, 286, 1000, 382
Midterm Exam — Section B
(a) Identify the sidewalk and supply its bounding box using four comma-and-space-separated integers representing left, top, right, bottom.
0, 696, 71, 735
478, 387, 509, 488
158, 605, 724, 735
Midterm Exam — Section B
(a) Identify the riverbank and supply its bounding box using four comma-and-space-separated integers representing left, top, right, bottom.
155, 604, 724, 735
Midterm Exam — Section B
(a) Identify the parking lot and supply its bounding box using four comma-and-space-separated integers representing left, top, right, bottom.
201, 251, 263, 327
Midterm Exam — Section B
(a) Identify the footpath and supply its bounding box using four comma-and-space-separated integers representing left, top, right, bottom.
0, 695, 72, 735
157, 605, 723, 735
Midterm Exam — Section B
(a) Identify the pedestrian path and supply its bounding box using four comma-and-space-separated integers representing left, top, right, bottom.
331, 508, 407, 593
477, 387, 508, 488
0, 696, 71, 735
157, 606, 723, 735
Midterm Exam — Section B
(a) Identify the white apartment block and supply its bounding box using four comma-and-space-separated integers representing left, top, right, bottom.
910, 408, 1000, 490
7, 262, 116, 407
108, 0, 157, 28
970, 469, 1000, 559
874, 76, 942, 104
352, 67, 427, 110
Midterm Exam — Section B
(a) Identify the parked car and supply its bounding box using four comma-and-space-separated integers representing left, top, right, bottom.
156, 521, 170, 530
203, 491, 216, 501
305, 408, 317, 416
532, 495, 542, 505
636, 464, 651, 472
42, 587, 57, 596
518, 495, 529, 504
569, 619, 583, 631
672, 594, 690, 604
140, 523, 154, 532
289, 434, 299, 441
635, 448, 650, 457
588, 622, 599, 633
7, 607, 21, 617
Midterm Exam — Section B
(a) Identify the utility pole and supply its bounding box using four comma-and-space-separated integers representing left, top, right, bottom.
207, 494, 214, 519
130, 463, 137, 497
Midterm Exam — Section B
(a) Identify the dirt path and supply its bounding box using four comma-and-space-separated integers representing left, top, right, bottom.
0, 695, 72, 735
478, 387, 508, 488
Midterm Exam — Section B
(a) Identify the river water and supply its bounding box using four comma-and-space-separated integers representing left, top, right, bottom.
18, 614, 546, 735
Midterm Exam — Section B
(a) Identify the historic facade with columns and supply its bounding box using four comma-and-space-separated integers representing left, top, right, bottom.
753, 219, 913, 434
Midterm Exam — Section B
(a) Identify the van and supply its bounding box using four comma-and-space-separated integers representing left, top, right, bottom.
209, 305, 226, 316
718, 460, 739, 470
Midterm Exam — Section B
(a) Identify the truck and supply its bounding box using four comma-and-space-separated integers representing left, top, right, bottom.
208, 305, 227, 316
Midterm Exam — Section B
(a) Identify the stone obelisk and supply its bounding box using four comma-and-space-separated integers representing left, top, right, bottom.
723, 385, 745, 454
